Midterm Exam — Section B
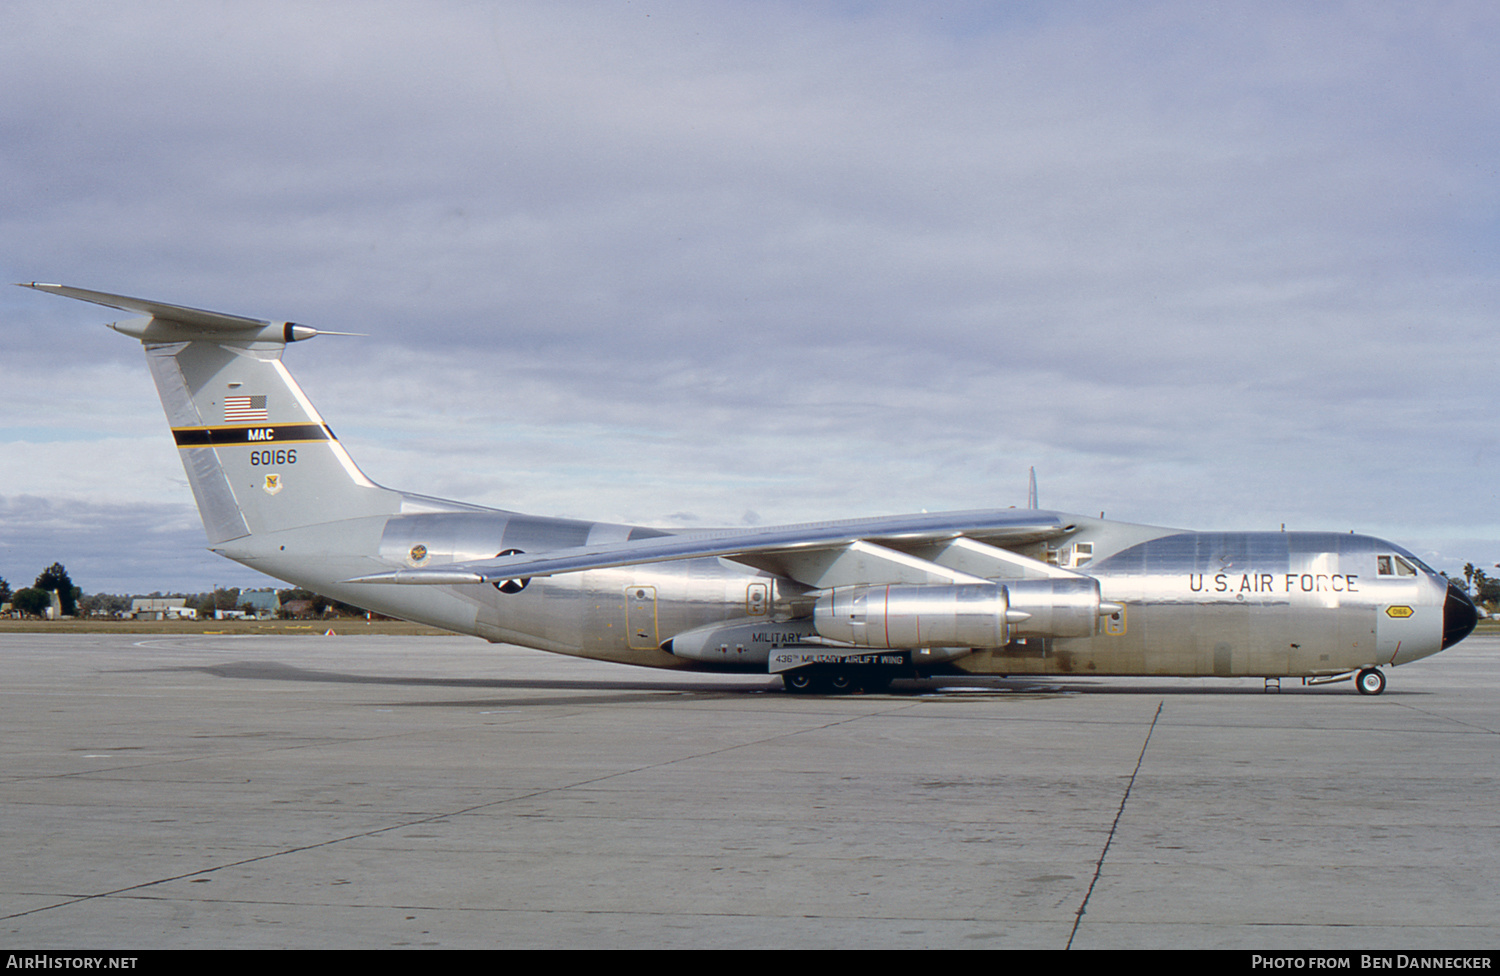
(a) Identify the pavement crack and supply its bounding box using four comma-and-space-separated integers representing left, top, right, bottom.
1066, 699, 1162, 950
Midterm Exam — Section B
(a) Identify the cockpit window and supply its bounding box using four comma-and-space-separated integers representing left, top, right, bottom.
1377, 555, 1418, 577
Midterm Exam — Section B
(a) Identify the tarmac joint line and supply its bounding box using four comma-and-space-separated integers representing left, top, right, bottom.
1066, 699, 1163, 950
1, 696, 922, 924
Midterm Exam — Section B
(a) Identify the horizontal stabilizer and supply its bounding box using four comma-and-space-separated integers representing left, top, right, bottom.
23, 283, 272, 330
19, 283, 359, 343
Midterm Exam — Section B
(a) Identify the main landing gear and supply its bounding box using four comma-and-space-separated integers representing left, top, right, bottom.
782, 671, 819, 693
782, 668, 895, 695
1355, 668, 1387, 696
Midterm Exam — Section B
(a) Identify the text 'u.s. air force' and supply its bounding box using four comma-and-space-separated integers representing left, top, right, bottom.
1189, 573, 1359, 594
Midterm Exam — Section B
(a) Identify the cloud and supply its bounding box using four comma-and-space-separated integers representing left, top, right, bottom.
0, 494, 280, 594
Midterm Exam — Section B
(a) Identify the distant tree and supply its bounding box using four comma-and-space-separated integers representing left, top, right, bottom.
0, 577, 11, 604
274, 587, 368, 618
34, 563, 77, 616
1476, 571, 1500, 610
197, 587, 242, 617
277, 587, 324, 617
11, 587, 51, 617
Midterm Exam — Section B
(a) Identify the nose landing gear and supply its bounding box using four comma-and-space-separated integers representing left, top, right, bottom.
1355, 668, 1387, 696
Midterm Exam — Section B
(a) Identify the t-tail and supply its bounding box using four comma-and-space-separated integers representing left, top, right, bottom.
22, 284, 403, 544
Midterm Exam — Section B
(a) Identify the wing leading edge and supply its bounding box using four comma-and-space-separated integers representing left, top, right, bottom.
347, 509, 1079, 588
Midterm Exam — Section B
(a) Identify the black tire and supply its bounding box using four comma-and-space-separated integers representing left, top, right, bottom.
1355, 668, 1386, 696
783, 671, 818, 694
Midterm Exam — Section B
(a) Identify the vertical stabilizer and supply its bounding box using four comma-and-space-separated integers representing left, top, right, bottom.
24, 284, 401, 543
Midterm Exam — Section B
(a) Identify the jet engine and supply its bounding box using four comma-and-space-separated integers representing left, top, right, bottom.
812, 578, 1113, 649
1004, 578, 1114, 639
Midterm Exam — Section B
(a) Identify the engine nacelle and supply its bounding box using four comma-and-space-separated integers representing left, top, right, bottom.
814, 583, 1014, 648
1004, 578, 1109, 639
812, 578, 1112, 648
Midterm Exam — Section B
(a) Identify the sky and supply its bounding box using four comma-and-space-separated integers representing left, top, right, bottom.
1, 0, 1497, 595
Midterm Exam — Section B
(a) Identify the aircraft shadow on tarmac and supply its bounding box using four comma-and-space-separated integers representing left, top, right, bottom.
116, 660, 1387, 702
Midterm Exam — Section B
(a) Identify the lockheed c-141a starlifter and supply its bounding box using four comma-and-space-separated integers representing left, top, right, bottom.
25, 283, 1479, 694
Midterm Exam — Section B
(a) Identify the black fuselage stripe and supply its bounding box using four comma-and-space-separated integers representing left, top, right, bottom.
172, 424, 335, 446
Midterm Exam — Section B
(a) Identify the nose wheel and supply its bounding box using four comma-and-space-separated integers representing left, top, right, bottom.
1355, 668, 1387, 696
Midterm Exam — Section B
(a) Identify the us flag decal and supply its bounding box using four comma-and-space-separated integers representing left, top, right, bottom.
225, 395, 268, 422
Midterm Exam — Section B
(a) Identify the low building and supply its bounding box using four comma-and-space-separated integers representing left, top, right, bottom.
238, 589, 281, 619
130, 598, 197, 620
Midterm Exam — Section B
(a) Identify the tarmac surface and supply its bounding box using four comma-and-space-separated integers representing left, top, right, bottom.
2, 632, 1496, 950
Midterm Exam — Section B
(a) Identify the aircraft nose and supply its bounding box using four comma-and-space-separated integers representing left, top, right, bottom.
1442, 581, 1479, 650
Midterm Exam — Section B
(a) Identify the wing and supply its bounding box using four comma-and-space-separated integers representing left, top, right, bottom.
346, 508, 1087, 589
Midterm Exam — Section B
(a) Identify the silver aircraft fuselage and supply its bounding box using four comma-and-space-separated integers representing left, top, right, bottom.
229, 506, 1473, 685
28, 282, 1481, 694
